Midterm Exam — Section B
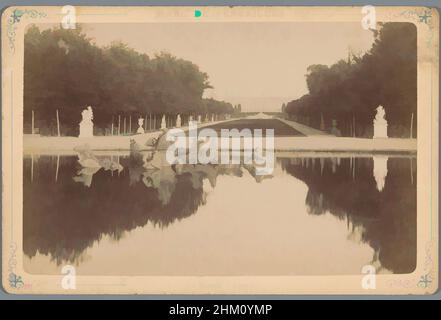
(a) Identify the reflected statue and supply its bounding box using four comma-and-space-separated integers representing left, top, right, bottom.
73, 144, 100, 187
73, 166, 101, 187
243, 164, 273, 183
128, 140, 146, 185
142, 152, 177, 205
73, 145, 123, 187
100, 157, 123, 173
176, 163, 218, 190
74, 144, 100, 168
373, 155, 388, 191
137, 118, 145, 134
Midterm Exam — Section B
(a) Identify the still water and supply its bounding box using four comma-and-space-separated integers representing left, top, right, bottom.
23, 152, 416, 276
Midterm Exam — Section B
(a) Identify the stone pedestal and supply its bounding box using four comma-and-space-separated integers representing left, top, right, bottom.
79, 122, 93, 138
374, 123, 388, 138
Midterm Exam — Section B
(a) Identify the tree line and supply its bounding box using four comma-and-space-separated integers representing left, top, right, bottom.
283, 23, 417, 138
24, 25, 234, 136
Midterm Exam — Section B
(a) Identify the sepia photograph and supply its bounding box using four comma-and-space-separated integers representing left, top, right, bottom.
1, 5, 439, 296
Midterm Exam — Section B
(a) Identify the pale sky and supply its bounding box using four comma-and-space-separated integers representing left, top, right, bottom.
80, 22, 374, 112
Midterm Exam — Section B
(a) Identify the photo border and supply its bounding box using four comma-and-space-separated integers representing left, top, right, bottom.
1, 2, 439, 297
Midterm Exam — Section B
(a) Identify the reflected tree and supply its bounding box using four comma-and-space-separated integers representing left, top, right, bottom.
280, 156, 416, 273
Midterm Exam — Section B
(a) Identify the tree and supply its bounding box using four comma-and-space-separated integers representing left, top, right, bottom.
24, 25, 233, 136
285, 22, 417, 138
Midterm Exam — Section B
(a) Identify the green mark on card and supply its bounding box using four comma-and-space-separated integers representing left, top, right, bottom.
194, 10, 202, 17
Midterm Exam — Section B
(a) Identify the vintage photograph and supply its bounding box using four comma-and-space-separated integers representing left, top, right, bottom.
2, 6, 438, 295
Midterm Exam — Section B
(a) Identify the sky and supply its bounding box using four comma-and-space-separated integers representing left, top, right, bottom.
81, 22, 375, 112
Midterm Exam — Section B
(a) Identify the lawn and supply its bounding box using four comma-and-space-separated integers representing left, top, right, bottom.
205, 119, 304, 136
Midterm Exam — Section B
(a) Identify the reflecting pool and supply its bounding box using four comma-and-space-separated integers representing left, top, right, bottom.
23, 151, 416, 276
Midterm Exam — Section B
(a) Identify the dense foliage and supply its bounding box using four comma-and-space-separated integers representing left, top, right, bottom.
284, 23, 417, 138
281, 157, 416, 274
24, 25, 234, 136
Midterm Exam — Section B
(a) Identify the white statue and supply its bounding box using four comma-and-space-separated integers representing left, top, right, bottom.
211, 114, 215, 122
161, 115, 166, 129
176, 114, 181, 128
137, 118, 144, 134
373, 105, 388, 138
205, 114, 209, 122
79, 106, 94, 138
373, 155, 388, 191
197, 115, 202, 123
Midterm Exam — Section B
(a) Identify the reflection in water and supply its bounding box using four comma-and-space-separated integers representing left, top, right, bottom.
23, 150, 416, 275
373, 155, 388, 191
73, 145, 123, 187
280, 156, 416, 274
